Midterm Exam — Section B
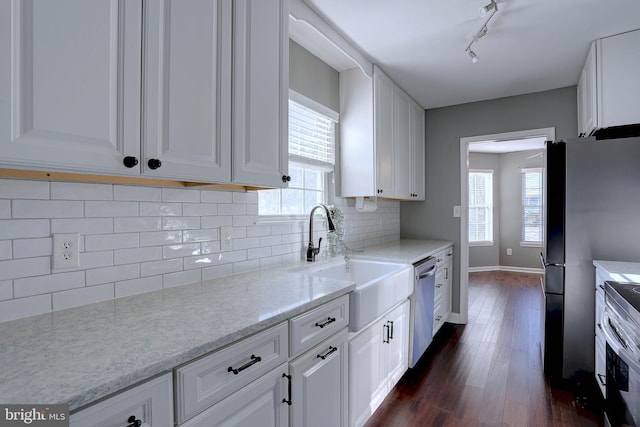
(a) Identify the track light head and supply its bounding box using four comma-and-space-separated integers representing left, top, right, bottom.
468, 50, 479, 63
473, 26, 488, 41
479, 1, 498, 17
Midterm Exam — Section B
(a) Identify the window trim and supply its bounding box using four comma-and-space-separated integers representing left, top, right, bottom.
468, 169, 494, 245
520, 167, 544, 246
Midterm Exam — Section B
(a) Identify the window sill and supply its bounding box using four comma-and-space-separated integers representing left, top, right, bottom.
520, 242, 543, 248
469, 241, 494, 247
256, 215, 307, 224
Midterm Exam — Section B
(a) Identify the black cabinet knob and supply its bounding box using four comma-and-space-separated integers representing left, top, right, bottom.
123, 156, 138, 168
282, 175, 291, 183
147, 158, 162, 170
127, 415, 142, 427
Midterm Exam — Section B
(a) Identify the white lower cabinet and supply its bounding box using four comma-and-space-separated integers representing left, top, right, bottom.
433, 247, 453, 336
181, 364, 288, 427
289, 328, 348, 427
69, 373, 173, 427
348, 300, 410, 427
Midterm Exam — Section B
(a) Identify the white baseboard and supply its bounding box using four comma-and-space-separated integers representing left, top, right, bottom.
447, 313, 464, 324
468, 265, 543, 274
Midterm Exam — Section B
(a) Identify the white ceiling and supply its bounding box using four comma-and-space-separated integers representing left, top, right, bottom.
301, 0, 640, 109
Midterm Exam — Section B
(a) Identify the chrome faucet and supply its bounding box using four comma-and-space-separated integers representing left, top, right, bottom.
307, 204, 336, 262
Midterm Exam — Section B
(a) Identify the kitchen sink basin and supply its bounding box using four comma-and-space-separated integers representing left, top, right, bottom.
295, 259, 413, 332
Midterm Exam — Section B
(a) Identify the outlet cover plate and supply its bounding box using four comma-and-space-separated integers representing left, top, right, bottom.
52, 233, 80, 269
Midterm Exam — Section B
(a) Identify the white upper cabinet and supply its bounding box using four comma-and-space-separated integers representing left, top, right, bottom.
339, 65, 425, 201
232, 0, 289, 188
0, 0, 142, 175
0, 0, 288, 188
142, 0, 232, 182
577, 29, 640, 137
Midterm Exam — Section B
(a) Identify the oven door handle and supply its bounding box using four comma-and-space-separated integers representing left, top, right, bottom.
601, 313, 640, 371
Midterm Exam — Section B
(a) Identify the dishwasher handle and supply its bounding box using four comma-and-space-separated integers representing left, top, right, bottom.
417, 266, 436, 280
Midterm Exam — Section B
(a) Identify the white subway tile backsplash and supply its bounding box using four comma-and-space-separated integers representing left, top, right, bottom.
52, 218, 113, 235
52, 284, 114, 311
14, 271, 85, 298
85, 201, 139, 218
12, 238, 52, 259
13, 200, 84, 218
86, 264, 139, 286
139, 202, 182, 217
139, 230, 182, 247
140, 258, 182, 277
0, 295, 51, 322
0, 219, 50, 239
51, 182, 112, 200
0, 179, 49, 199
201, 190, 232, 204
0, 178, 400, 322
114, 247, 162, 265
85, 233, 139, 251
0, 280, 12, 301
114, 185, 162, 202
114, 217, 161, 233
163, 269, 201, 288
115, 276, 162, 298
0, 240, 11, 260
0, 200, 11, 219
162, 188, 200, 203
0, 257, 50, 281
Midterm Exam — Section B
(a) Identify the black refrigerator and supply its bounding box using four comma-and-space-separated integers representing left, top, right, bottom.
541, 137, 640, 382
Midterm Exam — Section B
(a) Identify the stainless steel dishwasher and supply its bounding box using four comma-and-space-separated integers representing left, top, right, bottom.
410, 256, 437, 367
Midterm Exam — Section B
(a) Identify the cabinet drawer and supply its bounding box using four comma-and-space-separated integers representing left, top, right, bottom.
175, 322, 288, 424
70, 373, 173, 427
290, 295, 349, 358
434, 247, 453, 269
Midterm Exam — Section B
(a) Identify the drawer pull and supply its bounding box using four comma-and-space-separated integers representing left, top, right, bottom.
317, 346, 338, 360
383, 324, 390, 343
282, 373, 292, 406
597, 373, 606, 386
388, 320, 394, 340
228, 354, 262, 375
127, 415, 142, 427
599, 285, 605, 290
315, 317, 336, 328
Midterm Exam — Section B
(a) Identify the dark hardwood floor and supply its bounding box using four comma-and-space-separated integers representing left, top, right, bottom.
364, 270, 603, 427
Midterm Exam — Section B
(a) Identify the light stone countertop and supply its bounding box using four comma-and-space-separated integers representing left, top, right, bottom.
355, 239, 453, 264
0, 239, 451, 412
593, 260, 640, 282
0, 265, 356, 411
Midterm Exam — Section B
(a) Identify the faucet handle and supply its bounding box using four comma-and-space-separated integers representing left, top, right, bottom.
315, 237, 322, 255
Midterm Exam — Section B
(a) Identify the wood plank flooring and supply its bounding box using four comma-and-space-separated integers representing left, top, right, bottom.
364, 271, 603, 427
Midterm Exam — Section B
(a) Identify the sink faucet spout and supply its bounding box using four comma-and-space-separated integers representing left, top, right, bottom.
307, 204, 336, 262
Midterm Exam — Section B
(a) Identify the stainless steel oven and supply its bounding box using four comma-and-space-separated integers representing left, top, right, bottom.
602, 281, 640, 427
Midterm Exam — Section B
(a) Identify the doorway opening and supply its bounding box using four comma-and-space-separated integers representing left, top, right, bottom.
457, 128, 555, 324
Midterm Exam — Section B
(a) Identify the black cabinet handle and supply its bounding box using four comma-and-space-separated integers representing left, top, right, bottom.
315, 317, 336, 328
387, 320, 394, 340
228, 354, 262, 375
282, 175, 291, 183
597, 373, 606, 386
383, 324, 390, 343
147, 158, 162, 170
123, 156, 138, 168
127, 415, 142, 427
282, 373, 292, 406
317, 346, 338, 360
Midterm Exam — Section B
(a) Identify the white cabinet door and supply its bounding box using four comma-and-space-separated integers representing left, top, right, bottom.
581, 42, 598, 136
348, 318, 386, 427
393, 89, 412, 200
290, 329, 348, 427
232, 0, 289, 188
385, 300, 410, 387
183, 365, 288, 427
0, 0, 141, 175
411, 100, 425, 200
373, 67, 394, 197
142, 0, 232, 182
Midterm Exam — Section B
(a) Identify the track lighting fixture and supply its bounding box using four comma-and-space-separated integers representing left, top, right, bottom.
479, 1, 497, 17
465, 0, 499, 63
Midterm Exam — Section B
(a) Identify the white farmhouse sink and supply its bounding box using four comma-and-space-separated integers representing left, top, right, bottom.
299, 260, 413, 332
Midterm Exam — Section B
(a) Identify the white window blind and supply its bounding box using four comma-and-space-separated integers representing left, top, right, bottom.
258, 93, 338, 216
468, 170, 493, 243
521, 168, 544, 244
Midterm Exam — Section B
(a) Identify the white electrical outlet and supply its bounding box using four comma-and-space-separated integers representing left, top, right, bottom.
52, 233, 80, 269
506, 248, 513, 256
220, 226, 233, 251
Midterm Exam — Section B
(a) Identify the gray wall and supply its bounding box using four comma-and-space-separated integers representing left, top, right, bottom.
289, 40, 339, 112
401, 86, 577, 312
468, 152, 500, 268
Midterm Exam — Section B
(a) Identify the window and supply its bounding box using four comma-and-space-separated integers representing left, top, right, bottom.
258, 91, 338, 216
521, 168, 544, 245
468, 170, 493, 244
